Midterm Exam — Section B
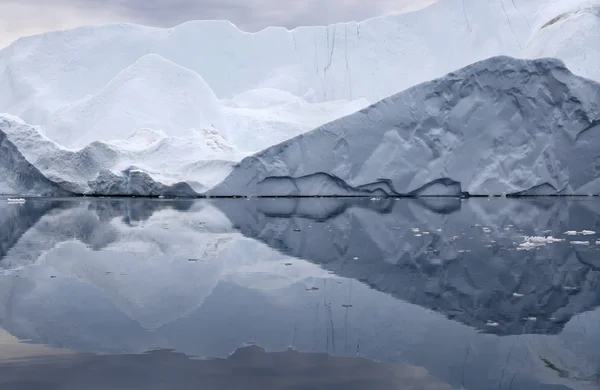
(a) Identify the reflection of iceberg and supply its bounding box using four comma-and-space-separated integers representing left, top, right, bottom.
0, 199, 598, 389
0, 199, 332, 333
215, 197, 600, 336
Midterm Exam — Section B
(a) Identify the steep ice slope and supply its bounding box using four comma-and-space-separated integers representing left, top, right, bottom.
44, 54, 228, 149
0, 115, 240, 195
210, 57, 600, 197
0, 0, 539, 124
523, 0, 600, 83
221, 89, 369, 152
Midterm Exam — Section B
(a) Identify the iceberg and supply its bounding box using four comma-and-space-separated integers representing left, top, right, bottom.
210, 56, 600, 197
0, 0, 599, 197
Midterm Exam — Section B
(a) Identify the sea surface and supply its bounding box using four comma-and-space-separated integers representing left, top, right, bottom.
0, 197, 598, 390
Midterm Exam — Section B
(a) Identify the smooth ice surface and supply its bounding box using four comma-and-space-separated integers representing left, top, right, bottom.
211, 57, 600, 196
0, 197, 599, 390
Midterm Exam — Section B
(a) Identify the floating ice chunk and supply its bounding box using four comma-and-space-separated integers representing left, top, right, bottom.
570, 241, 590, 245
518, 236, 564, 250
581, 230, 596, 235
512, 293, 524, 297
564, 231, 578, 235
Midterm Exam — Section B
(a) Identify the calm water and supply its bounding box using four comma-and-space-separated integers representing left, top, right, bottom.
0, 197, 599, 390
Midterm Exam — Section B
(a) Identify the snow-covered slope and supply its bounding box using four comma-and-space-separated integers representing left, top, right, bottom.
523, 0, 600, 83
210, 56, 600, 197
44, 54, 228, 149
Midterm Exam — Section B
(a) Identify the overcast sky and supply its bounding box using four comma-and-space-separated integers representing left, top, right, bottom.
0, 0, 436, 47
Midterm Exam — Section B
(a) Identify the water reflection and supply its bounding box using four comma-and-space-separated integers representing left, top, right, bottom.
0, 197, 598, 390
0, 344, 456, 390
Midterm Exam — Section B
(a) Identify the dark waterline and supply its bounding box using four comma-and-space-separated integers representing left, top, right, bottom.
0, 197, 599, 389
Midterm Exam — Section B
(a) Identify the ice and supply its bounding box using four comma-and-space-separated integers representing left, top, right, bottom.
0, 114, 241, 194
0, 0, 538, 124
0, 122, 69, 196
523, 0, 600, 83
0, 0, 599, 196
518, 236, 565, 250
43, 54, 228, 149
210, 57, 600, 197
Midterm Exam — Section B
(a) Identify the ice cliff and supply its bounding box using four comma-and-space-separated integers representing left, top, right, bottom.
210, 56, 600, 197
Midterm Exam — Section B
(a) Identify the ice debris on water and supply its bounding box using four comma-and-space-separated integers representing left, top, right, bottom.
517, 236, 564, 250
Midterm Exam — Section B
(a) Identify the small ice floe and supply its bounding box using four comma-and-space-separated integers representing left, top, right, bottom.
437, 229, 442, 232
526, 317, 537, 321
581, 230, 596, 235
563, 286, 579, 291
512, 293, 524, 297
6, 198, 26, 204
486, 321, 499, 327
517, 236, 564, 250
596, 241, 600, 245
564, 231, 578, 236
411, 228, 420, 233
353, 257, 359, 260
570, 241, 590, 245
482, 228, 491, 233
423, 232, 430, 235
415, 234, 422, 237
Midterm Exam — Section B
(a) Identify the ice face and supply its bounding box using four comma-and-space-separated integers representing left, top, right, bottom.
209, 56, 600, 197
0, 0, 599, 197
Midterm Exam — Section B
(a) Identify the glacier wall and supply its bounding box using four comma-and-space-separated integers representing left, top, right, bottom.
210, 57, 600, 197
0, 0, 537, 125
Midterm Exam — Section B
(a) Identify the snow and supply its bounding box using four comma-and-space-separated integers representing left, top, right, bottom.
210, 57, 600, 197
